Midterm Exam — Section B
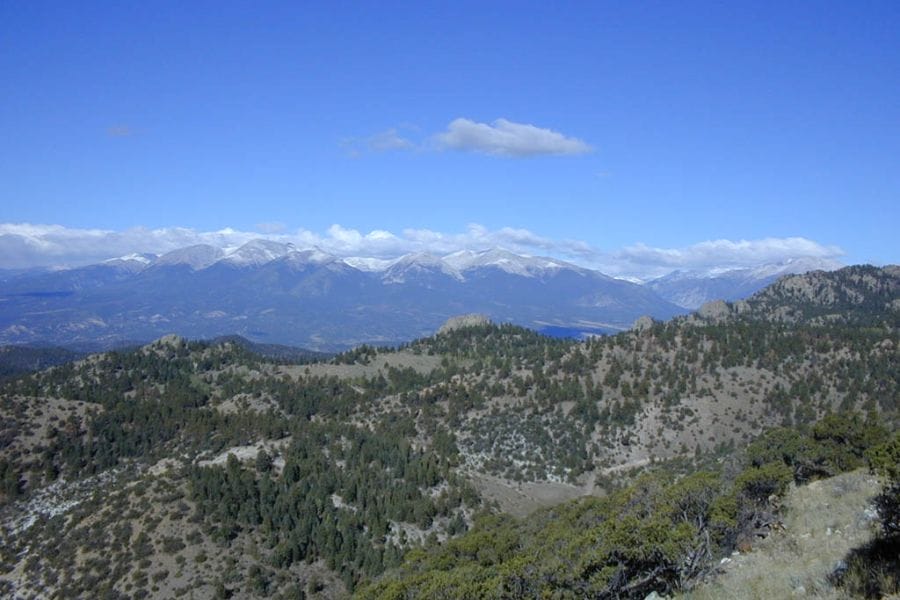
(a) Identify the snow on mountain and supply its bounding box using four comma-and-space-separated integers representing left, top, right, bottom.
662, 257, 841, 282
342, 256, 397, 272
3, 237, 849, 350
152, 245, 225, 270
146, 242, 598, 281
745, 256, 842, 279
104, 253, 157, 266
277, 248, 349, 272
649, 257, 843, 309
0, 241, 689, 349
442, 248, 581, 278
382, 253, 462, 284
101, 253, 158, 272
219, 240, 297, 267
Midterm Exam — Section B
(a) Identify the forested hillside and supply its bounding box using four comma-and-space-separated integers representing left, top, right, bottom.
0, 265, 897, 598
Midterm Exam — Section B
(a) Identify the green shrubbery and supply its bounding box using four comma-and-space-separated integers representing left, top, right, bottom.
357, 467, 790, 598
358, 413, 895, 600
746, 412, 889, 484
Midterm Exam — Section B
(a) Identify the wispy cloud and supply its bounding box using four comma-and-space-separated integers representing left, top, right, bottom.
107, 125, 135, 138
367, 129, 415, 152
0, 223, 844, 280
434, 118, 592, 157
341, 128, 416, 157
255, 221, 288, 234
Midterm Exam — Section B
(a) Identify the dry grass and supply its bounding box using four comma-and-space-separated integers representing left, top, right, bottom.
466, 471, 587, 517
680, 469, 882, 600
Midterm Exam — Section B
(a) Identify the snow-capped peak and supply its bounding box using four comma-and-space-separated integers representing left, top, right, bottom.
647, 257, 846, 309
392, 252, 445, 267
100, 252, 157, 273
280, 247, 339, 268
153, 244, 225, 270
104, 253, 156, 265
342, 256, 398, 272
653, 257, 843, 283
746, 256, 842, 279
220, 239, 296, 267
382, 253, 462, 284
442, 248, 578, 277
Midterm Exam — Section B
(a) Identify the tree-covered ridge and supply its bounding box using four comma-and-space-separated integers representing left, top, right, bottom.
5, 265, 895, 491
406, 322, 573, 362
740, 264, 900, 326
0, 336, 484, 596
0, 345, 84, 379
0, 338, 293, 494
190, 420, 478, 590
345, 267, 899, 483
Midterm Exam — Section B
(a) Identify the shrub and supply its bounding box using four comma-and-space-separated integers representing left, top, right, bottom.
866, 433, 900, 536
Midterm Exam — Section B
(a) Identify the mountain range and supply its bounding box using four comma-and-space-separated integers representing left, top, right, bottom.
0, 239, 838, 350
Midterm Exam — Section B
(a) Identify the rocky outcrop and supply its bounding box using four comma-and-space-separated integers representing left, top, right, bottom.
698, 299, 731, 322
437, 314, 491, 334
632, 315, 655, 333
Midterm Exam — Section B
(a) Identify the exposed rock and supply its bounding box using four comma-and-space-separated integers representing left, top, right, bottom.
438, 314, 490, 334
698, 299, 731, 322
151, 334, 185, 348
632, 315, 655, 333
141, 334, 187, 357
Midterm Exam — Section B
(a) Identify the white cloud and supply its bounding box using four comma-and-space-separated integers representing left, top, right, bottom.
0, 223, 844, 281
345, 118, 592, 158
435, 118, 592, 157
0, 224, 261, 270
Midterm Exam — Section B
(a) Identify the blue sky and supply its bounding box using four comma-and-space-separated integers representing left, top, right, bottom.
1, 1, 898, 275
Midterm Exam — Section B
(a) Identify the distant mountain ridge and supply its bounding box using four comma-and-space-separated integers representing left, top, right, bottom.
0, 239, 841, 350
115, 241, 605, 281
647, 256, 843, 309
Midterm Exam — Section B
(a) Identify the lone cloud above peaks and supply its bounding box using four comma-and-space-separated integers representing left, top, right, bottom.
348, 118, 593, 157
